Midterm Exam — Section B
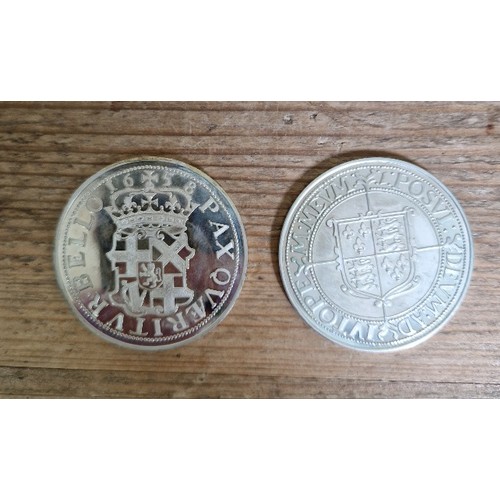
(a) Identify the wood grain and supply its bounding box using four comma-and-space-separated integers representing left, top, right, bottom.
0, 101, 498, 398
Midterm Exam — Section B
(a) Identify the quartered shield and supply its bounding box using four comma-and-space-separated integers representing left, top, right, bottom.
328, 209, 417, 307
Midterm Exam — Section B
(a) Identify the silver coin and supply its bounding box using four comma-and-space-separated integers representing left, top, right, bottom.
54, 157, 247, 350
279, 157, 473, 352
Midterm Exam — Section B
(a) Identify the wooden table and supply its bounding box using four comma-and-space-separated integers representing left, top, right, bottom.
0, 101, 498, 398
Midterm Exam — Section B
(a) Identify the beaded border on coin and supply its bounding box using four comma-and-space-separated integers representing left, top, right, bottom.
279, 157, 473, 352
54, 157, 247, 350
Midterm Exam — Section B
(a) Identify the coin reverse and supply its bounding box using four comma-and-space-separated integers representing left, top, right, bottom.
279, 157, 473, 352
55, 157, 247, 350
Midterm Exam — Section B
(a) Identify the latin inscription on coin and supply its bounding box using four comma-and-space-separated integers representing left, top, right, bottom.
55, 158, 247, 350
279, 158, 473, 351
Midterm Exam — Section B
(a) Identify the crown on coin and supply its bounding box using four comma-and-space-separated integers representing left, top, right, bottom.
105, 170, 197, 232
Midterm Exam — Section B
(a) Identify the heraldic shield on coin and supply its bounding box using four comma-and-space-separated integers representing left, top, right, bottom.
55, 158, 247, 350
279, 158, 473, 352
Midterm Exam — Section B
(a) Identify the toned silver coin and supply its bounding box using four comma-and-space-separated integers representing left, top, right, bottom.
54, 157, 247, 350
279, 157, 473, 352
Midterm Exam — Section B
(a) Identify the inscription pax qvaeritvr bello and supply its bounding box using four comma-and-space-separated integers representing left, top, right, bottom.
65, 168, 238, 340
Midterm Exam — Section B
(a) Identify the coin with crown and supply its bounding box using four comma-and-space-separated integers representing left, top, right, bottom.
54, 157, 247, 350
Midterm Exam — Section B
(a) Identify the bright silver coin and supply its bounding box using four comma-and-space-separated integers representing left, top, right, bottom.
55, 157, 247, 350
279, 157, 473, 352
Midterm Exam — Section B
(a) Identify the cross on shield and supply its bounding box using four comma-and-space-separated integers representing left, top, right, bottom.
107, 229, 194, 316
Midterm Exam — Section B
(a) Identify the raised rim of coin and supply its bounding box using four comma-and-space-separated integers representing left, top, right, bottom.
279, 157, 473, 352
53, 156, 248, 351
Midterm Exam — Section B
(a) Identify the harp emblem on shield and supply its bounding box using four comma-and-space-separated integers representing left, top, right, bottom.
105, 170, 197, 317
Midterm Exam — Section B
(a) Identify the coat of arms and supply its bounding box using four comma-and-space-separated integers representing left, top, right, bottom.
105, 171, 196, 317
327, 209, 418, 308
